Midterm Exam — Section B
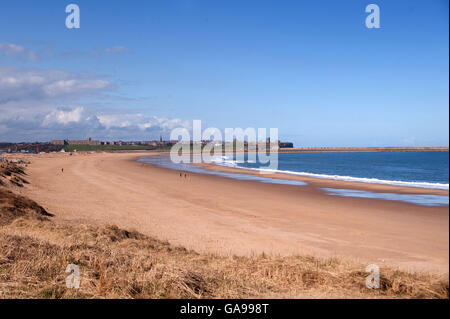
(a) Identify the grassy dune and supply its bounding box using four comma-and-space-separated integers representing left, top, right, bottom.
0, 162, 448, 299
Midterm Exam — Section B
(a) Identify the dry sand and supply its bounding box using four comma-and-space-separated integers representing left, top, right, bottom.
12, 151, 449, 273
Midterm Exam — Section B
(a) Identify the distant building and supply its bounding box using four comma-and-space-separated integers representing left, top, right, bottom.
51, 140, 66, 145
279, 142, 294, 148
51, 138, 101, 146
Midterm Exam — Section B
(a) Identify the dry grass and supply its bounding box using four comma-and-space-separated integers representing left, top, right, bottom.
0, 162, 29, 188
0, 163, 448, 299
0, 188, 53, 226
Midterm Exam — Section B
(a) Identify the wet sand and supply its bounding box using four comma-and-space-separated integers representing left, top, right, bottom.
199, 162, 449, 196
12, 151, 449, 273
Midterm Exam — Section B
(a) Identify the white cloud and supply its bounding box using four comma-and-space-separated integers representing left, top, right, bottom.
0, 65, 190, 142
1, 42, 131, 61
43, 107, 84, 126
0, 42, 39, 61
0, 67, 114, 103
96, 113, 191, 132
0, 104, 191, 142
43, 79, 112, 97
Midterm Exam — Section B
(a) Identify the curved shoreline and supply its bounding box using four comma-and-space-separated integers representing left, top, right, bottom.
173, 158, 449, 197
138, 155, 449, 206
6, 152, 449, 273
213, 161, 449, 190
136, 151, 449, 195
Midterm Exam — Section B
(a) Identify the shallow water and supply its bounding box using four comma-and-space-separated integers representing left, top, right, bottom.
321, 188, 449, 207
138, 155, 449, 207
138, 155, 307, 186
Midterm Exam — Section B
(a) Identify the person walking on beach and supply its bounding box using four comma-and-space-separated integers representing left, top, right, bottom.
61, 168, 64, 173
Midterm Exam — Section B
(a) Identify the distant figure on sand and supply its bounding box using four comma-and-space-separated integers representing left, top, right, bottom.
61, 168, 64, 173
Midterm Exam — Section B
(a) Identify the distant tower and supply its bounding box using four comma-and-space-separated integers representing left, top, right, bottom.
160, 135, 163, 143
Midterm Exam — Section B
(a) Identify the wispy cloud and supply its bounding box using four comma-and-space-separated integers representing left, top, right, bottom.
63, 46, 132, 58
0, 42, 39, 61
0, 67, 115, 103
0, 42, 131, 61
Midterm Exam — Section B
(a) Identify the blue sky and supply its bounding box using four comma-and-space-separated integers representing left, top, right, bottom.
0, 0, 448, 146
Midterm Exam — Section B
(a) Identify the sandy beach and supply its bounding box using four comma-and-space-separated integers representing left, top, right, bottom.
13, 151, 449, 273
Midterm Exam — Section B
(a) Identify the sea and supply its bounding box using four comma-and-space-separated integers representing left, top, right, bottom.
219, 151, 449, 190
139, 151, 449, 206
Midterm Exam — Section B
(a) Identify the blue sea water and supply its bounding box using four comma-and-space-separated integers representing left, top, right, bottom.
222, 151, 449, 190
139, 152, 449, 206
